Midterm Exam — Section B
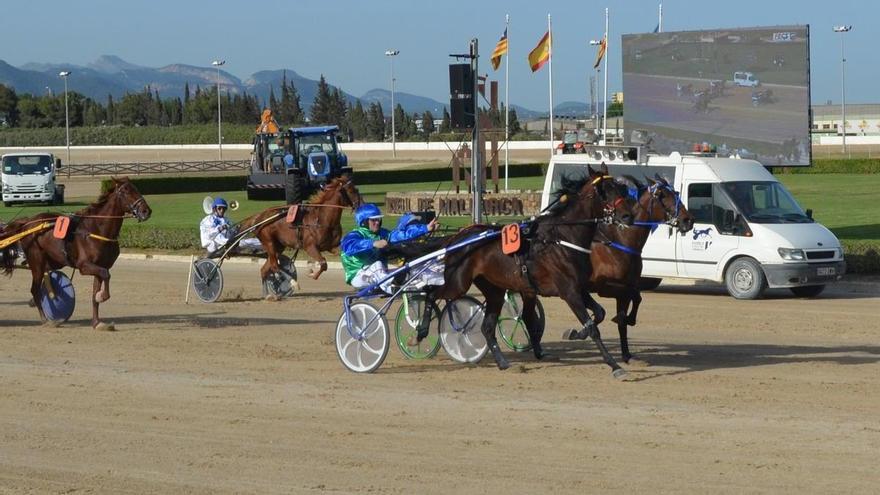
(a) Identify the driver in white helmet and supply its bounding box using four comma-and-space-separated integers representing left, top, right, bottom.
199, 197, 262, 255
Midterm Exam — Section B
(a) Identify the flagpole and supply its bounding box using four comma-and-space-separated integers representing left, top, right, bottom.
659, 3, 663, 33
602, 7, 609, 145
504, 13, 510, 191
548, 14, 554, 157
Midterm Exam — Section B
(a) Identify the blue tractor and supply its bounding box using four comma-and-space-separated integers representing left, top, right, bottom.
246, 125, 351, 204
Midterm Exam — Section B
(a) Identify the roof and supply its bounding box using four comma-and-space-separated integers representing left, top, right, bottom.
289, 125, 340, 136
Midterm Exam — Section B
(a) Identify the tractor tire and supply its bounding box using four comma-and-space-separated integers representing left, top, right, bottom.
285, 174, 308, 205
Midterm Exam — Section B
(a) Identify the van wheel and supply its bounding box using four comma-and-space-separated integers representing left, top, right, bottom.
725, 257, 766, 300
638, 277, 662, 291
790, 285, 825, 298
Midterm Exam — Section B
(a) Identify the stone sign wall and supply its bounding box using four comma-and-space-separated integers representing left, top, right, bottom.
385, 191, 543, 217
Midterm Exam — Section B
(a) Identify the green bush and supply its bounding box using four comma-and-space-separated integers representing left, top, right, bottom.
120, 226, 200, 251
778, 158, 880, 174
102, 164, 545, 194
842, 240, 880, 274
0, 124, 257, 147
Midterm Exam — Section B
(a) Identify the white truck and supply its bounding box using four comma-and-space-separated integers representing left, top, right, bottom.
1, 152, 65, 207
540, 149, 846, 299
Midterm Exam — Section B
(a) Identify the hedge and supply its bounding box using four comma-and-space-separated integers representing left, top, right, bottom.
841, 240, 880, 274
101, 163, 545, 194
777, 158, 880, 174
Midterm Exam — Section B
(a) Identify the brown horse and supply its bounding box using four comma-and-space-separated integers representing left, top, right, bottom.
404, 165, 635, 377
239, 175, 362, 290
1, 177, 152, 329
569, 175, 694, 362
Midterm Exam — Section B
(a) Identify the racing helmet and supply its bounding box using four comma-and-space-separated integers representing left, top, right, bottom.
354, 203, 383, 227
212, 197, 229, 210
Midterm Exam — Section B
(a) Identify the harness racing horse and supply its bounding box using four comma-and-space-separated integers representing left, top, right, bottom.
1, 177, 152, 329
568, 175, 694, 363
239, 175, 362, 293
401, 165, 635, 378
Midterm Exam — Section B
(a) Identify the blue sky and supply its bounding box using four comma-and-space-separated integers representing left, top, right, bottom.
3, 0, 873, 110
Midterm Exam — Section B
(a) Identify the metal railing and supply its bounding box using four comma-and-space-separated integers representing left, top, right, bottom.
64, 160, 250, 177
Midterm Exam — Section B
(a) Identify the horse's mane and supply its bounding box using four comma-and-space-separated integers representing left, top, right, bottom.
308, 176, 348, 205
76, 177, 128, 216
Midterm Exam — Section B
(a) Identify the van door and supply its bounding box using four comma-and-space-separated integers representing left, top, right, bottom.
678, 182, 742, 280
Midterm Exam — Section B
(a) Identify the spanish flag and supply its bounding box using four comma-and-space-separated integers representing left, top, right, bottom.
593, 35, 607, 69
490, 28, 508, 71
528, 31, 551, 72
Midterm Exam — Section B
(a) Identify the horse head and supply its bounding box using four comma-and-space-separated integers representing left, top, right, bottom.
644, 174, 693, 234
587, 163, 633, 227
319, 174, 362, 210
109, 177, 152, 222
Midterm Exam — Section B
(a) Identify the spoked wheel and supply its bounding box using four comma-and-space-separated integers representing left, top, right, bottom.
497, 292, 545, 352
39, 270, 76, 322
192, 259, 224, 303
336, 303, 390, 373
262, 254, 298, 299
394, 293, 441, 360
438, 296, 488, 364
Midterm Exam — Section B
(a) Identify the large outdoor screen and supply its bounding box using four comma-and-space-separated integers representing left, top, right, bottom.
622, 25, 811, 166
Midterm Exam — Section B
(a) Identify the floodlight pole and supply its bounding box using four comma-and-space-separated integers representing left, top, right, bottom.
212, 60, 226, 160
833, 25, 852, 155
385, 50, 399, 158
470, 38, 482, 223
59, 71, 71, 166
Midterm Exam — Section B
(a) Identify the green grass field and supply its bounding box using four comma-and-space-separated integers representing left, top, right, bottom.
2, 174, 878, 252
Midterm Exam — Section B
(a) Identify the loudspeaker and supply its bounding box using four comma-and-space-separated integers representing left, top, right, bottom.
449, 64, 474, 96
450, 97, 474, 130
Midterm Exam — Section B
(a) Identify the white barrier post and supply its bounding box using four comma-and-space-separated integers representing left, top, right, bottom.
185, 255, 194, 304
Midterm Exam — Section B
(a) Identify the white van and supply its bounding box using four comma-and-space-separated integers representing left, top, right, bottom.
540, 150, 846, 299
733, 71, 760, 87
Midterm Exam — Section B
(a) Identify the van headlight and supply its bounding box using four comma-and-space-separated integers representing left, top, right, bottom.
778, 247, 806, 261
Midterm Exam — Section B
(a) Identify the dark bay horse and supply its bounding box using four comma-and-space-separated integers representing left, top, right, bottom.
239, 175, 362, 290
1, 177, 152, 329
406, 165, 635, 377
569, 175, 694, 362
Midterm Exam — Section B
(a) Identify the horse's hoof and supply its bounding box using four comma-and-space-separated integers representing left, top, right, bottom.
94, 292, 110, 303
611, 368, 630, 381
28, 298, 36, 308
94, 322, 116, 331
626, 316, 637, 326
42, 319, 61, 328
562, 328, 586, 341
264, 294, 280, 302
496, 360, 510, 371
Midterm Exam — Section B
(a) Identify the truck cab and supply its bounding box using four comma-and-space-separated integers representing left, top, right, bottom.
1, 152, 65, 207
541, 150, 845, 299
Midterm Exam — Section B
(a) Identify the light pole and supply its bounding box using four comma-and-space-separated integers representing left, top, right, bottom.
385, 50, 399, 158
58, 71, 71, 165
212, 60, 226, 160
833, 25, 852, 155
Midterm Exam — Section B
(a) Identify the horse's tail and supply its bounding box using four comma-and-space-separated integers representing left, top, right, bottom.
0, 218, 29, 276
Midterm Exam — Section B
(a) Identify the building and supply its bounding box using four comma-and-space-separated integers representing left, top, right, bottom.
812, 103, 880, 136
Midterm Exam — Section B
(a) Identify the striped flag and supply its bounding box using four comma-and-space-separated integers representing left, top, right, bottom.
528, 31, 551, 72
490, 28, 508, 71
593, 35, 607, 69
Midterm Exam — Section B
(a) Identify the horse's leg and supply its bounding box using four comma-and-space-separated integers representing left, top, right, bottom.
76, 261, 111, 329
28, 265, 49, 324
562, 288, 627, 379
520, 293, 546, 360
474, 278, 509, 370
304, 243, 327, 280
564, 292, 605, 341
415, 291, 437, 342
615, 296, 632, 363
626, 288, 642, 326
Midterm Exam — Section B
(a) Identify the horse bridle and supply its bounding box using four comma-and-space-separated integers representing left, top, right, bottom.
646, 183, 682, 228
321, 179, 361, 211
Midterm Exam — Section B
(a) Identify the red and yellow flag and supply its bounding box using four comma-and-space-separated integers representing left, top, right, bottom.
490, 28, 508, 71
528, 31, 551, 72
593, 35, 607, 69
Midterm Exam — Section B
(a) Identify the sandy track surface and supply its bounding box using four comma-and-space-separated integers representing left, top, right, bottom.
1, 259, 878, 494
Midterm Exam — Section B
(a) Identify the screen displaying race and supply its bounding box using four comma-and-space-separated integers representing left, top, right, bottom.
622, 25, 811, 166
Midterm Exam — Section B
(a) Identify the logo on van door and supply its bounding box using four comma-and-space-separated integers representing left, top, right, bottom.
691, 227, 714, 251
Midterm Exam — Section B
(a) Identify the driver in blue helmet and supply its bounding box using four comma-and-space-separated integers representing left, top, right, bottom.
341, 204, 439, 292
199, 197, 262, 255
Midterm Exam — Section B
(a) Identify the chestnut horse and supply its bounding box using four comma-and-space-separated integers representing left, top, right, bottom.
239, 175, 362, 289
399, 165, 635, 377
567, 175, 694, 362
1, 177, 152, 329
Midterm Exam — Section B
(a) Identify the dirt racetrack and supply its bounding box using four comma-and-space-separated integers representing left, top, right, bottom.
1, 258, 879, 494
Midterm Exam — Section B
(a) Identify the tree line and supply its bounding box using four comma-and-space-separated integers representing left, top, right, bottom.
0, 72, 523, 142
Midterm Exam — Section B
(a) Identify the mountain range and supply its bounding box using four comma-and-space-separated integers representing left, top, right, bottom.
1, 55, 599, 119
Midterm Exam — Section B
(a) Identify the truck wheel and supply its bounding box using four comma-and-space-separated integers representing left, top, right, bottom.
724, 257, 766, 300
789, 285, 825, 298
285, 174, 307, 205
3, 201, 11, 208
246, 187, 259, 201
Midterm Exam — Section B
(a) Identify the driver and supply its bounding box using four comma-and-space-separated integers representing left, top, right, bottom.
341, 204, 440, 293
199, 197, 262, 255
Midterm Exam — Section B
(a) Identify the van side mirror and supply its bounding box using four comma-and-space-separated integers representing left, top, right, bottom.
805, 208, 813, 220
55, 158, 62, 170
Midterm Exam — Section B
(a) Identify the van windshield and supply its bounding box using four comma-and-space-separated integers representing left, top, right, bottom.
721, 181, 812, 223
2, 155, 53, 175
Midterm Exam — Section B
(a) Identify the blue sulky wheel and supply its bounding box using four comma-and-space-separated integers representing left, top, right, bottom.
336, 303, 390, 373
39, 270, 76, 323
262, 254, 298, 299
192, 259, 223, 303
438, 296, 488, 364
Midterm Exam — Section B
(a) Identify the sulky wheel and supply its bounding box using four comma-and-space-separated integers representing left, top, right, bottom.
394, 293, 441, 360
39, 270, 76, 323
438, 295, 488, 364
335, 303, 390, 373
497, 291, 545, 352
192, 259, 224, 303
263, 254, 298, 299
